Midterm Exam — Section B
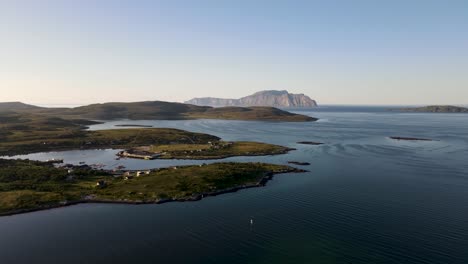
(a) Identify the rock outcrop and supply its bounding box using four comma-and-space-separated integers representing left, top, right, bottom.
185, 90, 317, 108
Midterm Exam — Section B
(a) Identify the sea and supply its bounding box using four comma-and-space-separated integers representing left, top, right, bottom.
1, 106, 467, 264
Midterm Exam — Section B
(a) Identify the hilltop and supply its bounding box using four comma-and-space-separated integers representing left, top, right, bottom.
0, 102, 42, 112
1, 100, 316, 122
185, 90, 318, 108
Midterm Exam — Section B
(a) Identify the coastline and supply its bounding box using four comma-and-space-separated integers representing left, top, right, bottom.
0, 167, 306, 217
118, 147, 295, 161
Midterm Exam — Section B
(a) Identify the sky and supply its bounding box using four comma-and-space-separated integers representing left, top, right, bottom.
0, 0, 467, 106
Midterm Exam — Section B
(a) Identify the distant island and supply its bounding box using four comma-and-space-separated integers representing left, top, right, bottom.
185, 90, 318, 108
398, 105, 468, 113
0, 100, 316, 122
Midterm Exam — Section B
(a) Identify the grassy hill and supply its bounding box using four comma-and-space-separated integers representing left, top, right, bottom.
4, 101, 317, 122
187, 106, 316, 121
0, 102, 42, 112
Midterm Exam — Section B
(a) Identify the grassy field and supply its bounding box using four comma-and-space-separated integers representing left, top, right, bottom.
147, 141, 292, 159
0, 159, 303, 215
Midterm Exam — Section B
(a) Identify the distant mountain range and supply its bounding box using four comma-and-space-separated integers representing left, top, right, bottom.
185, 90, 317, 108
399, 105, 468, 113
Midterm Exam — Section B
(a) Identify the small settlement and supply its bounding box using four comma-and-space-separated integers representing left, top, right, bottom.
117, 150, 161, 160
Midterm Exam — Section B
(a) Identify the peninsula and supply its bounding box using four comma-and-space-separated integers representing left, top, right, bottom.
0, 160, 306, 216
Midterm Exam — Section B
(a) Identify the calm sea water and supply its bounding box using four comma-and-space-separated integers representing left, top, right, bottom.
1, 106, 468, 264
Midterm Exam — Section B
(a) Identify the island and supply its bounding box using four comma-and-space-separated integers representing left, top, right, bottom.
297, 141, 324, 145
288, 161, 311, 166
119, 141, 292, 160
0, 159, 306, 216
389, 136, 434, 141
398, 105, 468, 113
185, 90, 318, 108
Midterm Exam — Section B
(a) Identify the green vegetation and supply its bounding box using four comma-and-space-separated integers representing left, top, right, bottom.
97, 162, 301, 201
0, 113, 220, 155
146, 141, 292, 159
0, 102, 306, 216
0, 113, 292, 159
186, 106, 318, 122
0, 159, 304, 215
0, 159, 108, 214
0, 101, 317, 122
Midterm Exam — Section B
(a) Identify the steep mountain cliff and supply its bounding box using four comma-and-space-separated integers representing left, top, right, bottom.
185, 90, 317, 108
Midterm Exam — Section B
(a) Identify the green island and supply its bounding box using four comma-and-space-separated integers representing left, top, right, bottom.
0, 159, 305, 216
123, 141, 291, 160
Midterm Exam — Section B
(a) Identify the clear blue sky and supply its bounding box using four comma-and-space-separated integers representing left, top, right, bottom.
1, 0, 467, 105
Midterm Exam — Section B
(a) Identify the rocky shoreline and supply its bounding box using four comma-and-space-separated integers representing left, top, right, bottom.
0, 167, 306, 217
118, 146, 295, 161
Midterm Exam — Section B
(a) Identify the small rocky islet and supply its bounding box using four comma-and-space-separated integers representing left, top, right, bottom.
297, 141, 324, 145
389, 136, 435, 141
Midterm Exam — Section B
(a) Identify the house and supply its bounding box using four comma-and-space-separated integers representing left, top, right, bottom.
96, 180, 106, 188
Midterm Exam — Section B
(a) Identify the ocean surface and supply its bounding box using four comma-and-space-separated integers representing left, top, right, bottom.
1, 106, 467, 264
